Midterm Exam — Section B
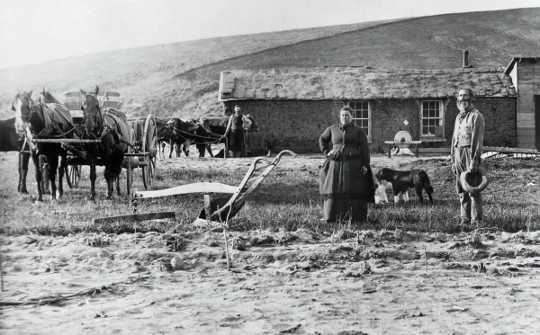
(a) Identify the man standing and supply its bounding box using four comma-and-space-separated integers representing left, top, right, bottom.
224, 105, 245, 157
451, 88, 485, 225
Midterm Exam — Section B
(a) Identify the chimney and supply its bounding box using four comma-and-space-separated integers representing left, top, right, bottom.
462, 49, 472, 68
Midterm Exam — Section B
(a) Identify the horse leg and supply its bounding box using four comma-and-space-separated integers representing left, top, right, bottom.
426, 188, 434, 204
116, 175, 121, 196
169, 139, 173, 158
18, 150, 30, 193
415, 185, 424, 204
57, 151, 67, 199
104, 163, 120, 200
196, 143, 205, 158
159, 142, 165, 160
184, 140, 191, 157
105, 166, 114, 200
47, 154, 59, 201
89, 161, 96, 201
175, 141, 181, 157
207, 144, 214, 158
32, 152, 43, 201
41, 156, 50, 194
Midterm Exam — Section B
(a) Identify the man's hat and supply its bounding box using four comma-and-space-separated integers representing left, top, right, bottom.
460, 168, 488, 195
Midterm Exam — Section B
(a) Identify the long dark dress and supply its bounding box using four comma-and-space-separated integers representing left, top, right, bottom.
319, 123, 373, 222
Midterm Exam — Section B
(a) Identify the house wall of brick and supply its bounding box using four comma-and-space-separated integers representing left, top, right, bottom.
224, 97, 516, 154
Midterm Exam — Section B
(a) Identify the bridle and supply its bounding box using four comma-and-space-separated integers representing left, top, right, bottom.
81, 94, 104, 138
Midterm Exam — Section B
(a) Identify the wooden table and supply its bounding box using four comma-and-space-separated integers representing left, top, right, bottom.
383, 140, 422, 157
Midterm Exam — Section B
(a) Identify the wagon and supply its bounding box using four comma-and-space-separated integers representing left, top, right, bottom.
124, 115, 158, 194
33, 90, 158, 195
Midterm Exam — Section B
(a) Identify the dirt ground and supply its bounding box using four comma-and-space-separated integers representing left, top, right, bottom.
1, 152, 539, 335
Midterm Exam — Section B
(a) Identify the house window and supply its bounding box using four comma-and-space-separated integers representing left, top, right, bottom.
420, 100, 444, 137
349, 101, 371, 139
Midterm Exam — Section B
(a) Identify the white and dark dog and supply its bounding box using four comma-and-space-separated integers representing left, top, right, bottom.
374, 179, 392, 205
375, 167, 434, 204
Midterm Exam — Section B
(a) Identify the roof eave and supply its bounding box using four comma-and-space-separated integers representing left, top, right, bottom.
220, 94, 516, 101
504, 56, 540, 74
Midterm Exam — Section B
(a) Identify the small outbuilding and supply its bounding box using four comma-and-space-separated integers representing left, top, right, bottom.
219, 65, 518, 154
505, 56, 540, 149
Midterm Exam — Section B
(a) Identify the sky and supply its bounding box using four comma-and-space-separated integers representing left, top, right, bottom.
0, 0, 538, 69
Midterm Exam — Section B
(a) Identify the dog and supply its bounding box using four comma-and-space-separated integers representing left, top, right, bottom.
375, 167, 434, 204
374, 180, 391, 205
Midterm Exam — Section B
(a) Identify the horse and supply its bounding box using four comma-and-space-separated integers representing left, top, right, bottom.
0, 118, 21, 151
155, 118, 169, 160
0, 117, 32, 193
164, 118, 200, 158
195, 114, 258, 157
80, 90, 129, 200
12, 91, 73, 201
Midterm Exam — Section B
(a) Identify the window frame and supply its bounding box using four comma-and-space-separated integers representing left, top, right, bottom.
348, 100, 372, 141
420, 99, 445, 138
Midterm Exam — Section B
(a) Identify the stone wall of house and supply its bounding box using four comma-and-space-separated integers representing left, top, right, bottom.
224, 97, 516, 154
224, 100, 342, 154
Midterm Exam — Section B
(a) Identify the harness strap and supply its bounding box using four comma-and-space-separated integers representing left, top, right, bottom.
171, 126, 224, 143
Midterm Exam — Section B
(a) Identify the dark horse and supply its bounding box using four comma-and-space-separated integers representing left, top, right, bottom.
164, 118, 200, 158
0, 118, 19, 151
80, 90, 129, 200
12, 91, 72, 201
155, 117, 169, 160
0, 117, 31, 193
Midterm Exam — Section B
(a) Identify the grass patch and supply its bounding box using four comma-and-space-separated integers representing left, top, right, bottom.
1, 153, 538, 236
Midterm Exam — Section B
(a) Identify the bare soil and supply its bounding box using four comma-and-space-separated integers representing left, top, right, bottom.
1, 152, 539, 334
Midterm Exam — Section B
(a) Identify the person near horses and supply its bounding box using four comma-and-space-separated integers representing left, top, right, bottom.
224, 105, 245, 157
319, 106, 374, 223
450, 88, 485, 226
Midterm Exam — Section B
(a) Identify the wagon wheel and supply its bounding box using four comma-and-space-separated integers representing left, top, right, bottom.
142, 114, 157, 189
66, 165, 81, 188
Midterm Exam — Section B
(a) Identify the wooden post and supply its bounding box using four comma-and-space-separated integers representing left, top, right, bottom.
223, 204, 233, 271
203, 194, 212, 221
132, 195, 138, 233
223, 226, 231, 271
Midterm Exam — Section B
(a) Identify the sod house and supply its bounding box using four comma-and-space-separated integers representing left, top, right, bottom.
218, 66, 518, 154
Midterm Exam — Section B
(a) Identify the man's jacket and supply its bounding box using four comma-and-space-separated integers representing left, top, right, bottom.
451, 108, 485, 170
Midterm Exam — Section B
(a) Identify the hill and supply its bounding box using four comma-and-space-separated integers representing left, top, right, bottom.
1, 8, 539, 119
0, 19, 391, 118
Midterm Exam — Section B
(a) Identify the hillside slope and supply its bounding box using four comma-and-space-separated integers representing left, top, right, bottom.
0, 19, 392, 118
1, 8, 539, 119
168, 8, 540, 118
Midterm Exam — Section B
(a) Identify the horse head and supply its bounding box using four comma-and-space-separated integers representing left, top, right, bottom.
12, 91, 34, 123
80, 90, 103, 138
12, 91, 51, 135
242, 114, 258, 132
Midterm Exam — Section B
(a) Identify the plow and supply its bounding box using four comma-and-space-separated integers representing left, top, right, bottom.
94, 149, 297, 269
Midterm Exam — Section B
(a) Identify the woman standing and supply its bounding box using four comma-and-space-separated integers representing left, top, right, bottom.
319, 106, 373, 223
